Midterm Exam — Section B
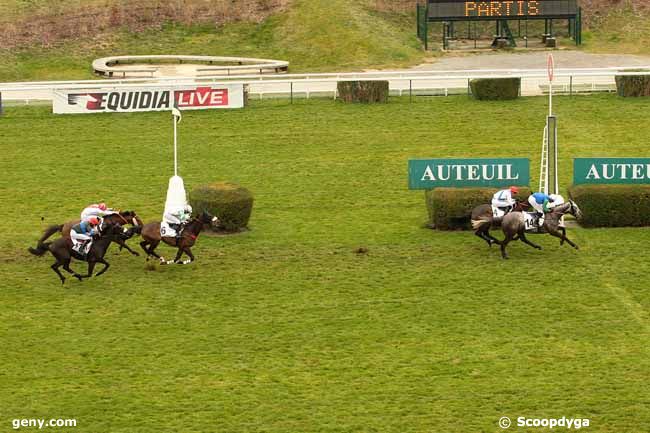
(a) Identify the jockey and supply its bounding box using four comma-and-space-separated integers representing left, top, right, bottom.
81, 203, 113, 223
491, 186, 519, 214
528, 192, 556, 226
70, 216, 100, 256
163, 204, 193, 240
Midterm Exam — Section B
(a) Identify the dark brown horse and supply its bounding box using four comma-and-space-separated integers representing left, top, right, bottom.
32, 210, 144, 256
470, 200, 531, 246
28, 223, 127, 284
139, 211, 218, 265
474, 200, 582, 259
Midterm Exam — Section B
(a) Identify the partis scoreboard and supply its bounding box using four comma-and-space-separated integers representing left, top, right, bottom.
427, 0, 578, 20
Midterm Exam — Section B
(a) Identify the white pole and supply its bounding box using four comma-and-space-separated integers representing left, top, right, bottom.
173, 114, 178, 176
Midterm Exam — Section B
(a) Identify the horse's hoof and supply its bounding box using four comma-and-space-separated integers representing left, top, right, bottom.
574, 245, 579, 250
536, 246, 542, 250
132, 252, 140, 257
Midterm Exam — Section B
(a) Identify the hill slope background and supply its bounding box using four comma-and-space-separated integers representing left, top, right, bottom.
0, 0, 649, 81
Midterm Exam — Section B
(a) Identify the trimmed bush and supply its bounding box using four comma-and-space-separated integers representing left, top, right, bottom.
470, 78, 520, 100
425, 186, 531, 230
568, 184, 650, 227
615, 74, 650, 97
189, 182, 253, 232
337, 81, 389, 103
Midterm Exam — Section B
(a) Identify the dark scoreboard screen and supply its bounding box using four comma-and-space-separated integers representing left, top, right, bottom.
427, 0, 578, 20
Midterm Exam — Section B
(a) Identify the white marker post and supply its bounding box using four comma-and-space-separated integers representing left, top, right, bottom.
548, 53, 554, 117
171, 103, 182, 176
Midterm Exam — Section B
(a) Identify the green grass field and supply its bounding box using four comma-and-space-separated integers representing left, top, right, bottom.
1, 95, 650, 432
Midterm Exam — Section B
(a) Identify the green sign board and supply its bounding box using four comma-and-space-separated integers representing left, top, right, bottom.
574, 158, 650, 185
408, 158, 530, 190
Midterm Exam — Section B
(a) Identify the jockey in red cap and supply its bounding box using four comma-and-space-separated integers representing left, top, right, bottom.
491, 186, 519, 215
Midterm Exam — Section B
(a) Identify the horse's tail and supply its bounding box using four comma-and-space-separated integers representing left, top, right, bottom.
28, 241, 52, 257
471, 216, 502, 230
37, 224, 64, 247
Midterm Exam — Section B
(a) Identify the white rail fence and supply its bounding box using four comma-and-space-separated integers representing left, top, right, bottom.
1, 67, 647, 106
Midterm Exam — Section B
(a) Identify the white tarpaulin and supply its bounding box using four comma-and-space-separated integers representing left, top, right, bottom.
163, 175, 188, 215
53, 84, 245, 114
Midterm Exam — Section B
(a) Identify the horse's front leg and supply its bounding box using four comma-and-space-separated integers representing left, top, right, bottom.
519, 232, 542, 250
51, 262, 67, 284
62, 258, 83, 281
177, 247, 194, 264
94, 258, 110, 277
116, 239, 140, 256
171, 247, 186, 264
549, 229, 579, 249
79, 261, 96, 279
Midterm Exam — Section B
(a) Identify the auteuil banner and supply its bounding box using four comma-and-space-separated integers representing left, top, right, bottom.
53, 84, 244, 114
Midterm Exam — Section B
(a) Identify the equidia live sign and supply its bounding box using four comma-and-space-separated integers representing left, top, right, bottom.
52, 84, 245, 114
408, 158, 530, 189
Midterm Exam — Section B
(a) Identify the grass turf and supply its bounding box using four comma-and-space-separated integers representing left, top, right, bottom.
1, 94, 649, 432
0, 0, 423, 82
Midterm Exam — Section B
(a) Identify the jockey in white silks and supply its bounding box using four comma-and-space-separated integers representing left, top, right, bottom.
491, 186, 519, 216
81, 203, 114, 222
161, 175, 192, 239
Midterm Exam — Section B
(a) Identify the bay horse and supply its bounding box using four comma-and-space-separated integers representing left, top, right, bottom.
473, 200, 582, 259
470, 200, 531, 246
139, 211, 218, 265
32, 210, 144, 256
28, 223, 127, 284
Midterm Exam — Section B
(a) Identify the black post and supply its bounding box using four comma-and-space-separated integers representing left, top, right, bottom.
0, 92, 3, 116
525, 19, 528, 48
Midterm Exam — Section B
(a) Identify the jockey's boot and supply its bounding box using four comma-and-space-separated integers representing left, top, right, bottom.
535, 212, 544, 232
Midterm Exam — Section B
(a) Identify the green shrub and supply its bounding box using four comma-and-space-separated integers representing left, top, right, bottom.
189, 182, 254, 232
337, 81, 389, 103
568, 184, 650, 227
615, 74, 650, 97
425, 186, 531, 230
470, 78, 520, 100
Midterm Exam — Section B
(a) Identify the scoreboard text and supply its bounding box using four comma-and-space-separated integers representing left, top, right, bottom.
427, 0, 578, 20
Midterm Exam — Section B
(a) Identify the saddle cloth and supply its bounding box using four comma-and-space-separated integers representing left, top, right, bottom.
523, 212, 544, 232
491, 206, 506, 218
160, 221, 177, 238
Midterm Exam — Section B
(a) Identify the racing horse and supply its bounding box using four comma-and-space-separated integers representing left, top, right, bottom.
138, 210, 218, 265
31, 210, 144, 256
471, 200, 531, 246
474, 200, 582, 259
28, 222, 127, 284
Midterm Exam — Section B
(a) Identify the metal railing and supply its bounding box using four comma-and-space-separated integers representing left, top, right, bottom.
0, 67, 647, 105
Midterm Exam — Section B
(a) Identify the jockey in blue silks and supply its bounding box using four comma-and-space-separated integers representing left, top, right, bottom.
528, 192, 556, 226
70, 216, 100, 256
